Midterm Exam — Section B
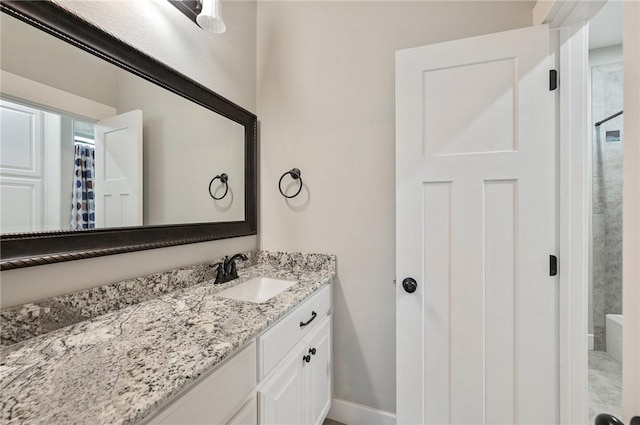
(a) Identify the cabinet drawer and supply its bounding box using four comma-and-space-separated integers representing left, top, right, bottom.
146, 342, 256, 425
258, 285, 331, 380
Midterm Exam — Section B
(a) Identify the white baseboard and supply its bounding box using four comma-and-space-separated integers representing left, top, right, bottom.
588, 333, 594, 350
327, 398, 396, 425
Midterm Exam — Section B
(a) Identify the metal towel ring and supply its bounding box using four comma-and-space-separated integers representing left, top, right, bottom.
278, 168, 303, 199
209, 173, 229, 200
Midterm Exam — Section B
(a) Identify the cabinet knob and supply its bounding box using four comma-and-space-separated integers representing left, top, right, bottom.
303, 354, 311, 363
309, 348, 316, 355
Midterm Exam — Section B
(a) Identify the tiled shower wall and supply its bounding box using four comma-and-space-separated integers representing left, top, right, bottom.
592, 62, 623, 351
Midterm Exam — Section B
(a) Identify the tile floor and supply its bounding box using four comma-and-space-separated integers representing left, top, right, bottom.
588, 350, 622, 422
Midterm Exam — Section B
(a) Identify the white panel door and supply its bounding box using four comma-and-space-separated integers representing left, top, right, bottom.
94, 109, 142, 228
0, 100, 43, 232
396, 25, 556, 424
0, 177, 43, 233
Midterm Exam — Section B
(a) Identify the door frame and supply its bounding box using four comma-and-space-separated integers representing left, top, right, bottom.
621, 2, 640, 421
537, 1, 640, 423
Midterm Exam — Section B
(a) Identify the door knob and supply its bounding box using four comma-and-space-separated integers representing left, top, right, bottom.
402, 277, 417, 293
595, 414, 624, 425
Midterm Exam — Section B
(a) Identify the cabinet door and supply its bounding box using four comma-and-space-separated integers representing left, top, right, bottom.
228, 396, 257, 425
259, 343, 306, 425
305, 316, 331, 425
146, 342, 256, 425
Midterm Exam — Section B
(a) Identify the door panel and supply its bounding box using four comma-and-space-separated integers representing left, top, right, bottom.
0, 100, 42, 178
305, 316, 331, 425
0, 100, 43, 232
422, 182, 452, 425
422, 58, 517, 156
94, 109, 142, 228
396, 25, 556, 424
0, 177, 42, 232
228, 397, 257, 425
483, 180, 517, 424
259, 343, 305, 425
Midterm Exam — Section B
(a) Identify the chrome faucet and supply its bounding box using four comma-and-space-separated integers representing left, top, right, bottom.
214, 253, 248, 284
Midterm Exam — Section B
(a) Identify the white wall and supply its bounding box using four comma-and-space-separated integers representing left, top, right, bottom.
590, 44, 623, 66
42, 112, 63, 231
257, 1, 534, 414
0, 0, 257, 308
60, 117, 75, 227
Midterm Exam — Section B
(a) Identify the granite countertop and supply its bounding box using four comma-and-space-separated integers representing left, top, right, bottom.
0, 251, 336, 425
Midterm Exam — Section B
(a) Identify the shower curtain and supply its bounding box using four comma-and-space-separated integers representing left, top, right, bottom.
71, 144, 95, 229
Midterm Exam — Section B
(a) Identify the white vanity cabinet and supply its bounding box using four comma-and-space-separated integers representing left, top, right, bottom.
304, 317, 331, 425
258, 341, 306, 424
257, 285, 332, 425
145, 341, 257, 425
143, 284, 332, 425
228, 396, 258, 425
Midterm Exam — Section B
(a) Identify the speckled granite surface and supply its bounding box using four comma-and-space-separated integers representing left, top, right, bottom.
0, 251, 335, 425
0, 252, 261, 346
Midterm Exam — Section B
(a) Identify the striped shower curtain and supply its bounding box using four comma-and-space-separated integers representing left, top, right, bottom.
71, 144, 95, 229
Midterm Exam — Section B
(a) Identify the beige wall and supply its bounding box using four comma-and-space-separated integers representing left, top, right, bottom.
56, 0, 257, 112
0, 12, 119, 108
257, 1, 533, 413
115, 72, 246, 225
0, 0, 258, 308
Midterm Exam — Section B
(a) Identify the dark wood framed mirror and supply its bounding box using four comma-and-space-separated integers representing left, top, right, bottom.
168, 0, 201, 24
0, 1, 257, 270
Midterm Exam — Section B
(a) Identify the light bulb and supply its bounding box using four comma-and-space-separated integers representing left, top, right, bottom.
196, 0, 226, 34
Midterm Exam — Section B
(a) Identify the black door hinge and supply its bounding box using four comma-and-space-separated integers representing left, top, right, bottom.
550, 255, 558, 276
549, 70, 558, 91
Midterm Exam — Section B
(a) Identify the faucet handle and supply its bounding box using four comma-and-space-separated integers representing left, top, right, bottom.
229, 261, 239, 277
214, 262, 225, 284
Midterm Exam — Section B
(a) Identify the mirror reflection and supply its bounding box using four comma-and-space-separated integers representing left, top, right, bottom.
0, 12, 245, 234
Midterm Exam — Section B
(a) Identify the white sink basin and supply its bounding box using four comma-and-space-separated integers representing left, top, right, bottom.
216, 277, 297, 303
